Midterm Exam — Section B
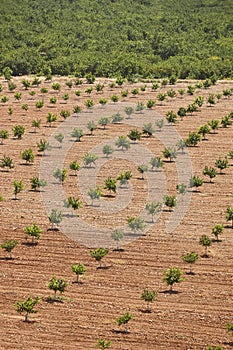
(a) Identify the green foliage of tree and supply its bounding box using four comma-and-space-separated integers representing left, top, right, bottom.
206, 346, 223, 350
221, 115, 232, 128
88, 187, 103, 205
97, 339, 111, 350
185, 132, 201, 147
64, 196, 82, 213
85, 98, 94, 109
24, 224, 42, 244
127, 216, 146, 234
51, 83, 61, 91
46, 112, 57, 127
208, 119, 219, 133
124, 106, 134, 118
13, 180, 24, 199
176, 139, 187, 153
142, 122, 155, 137
127, 129, 141, 142
102, 144, 114, 158
48, 275, 68, 301
35, 100, 44, 110
90, 247, 108, 268
226, 206, 233, 228
137, 164, 148, 179
99, 97, 108, 106
104, 177, 117, 194
163, 266, 183, 293
69, 161, 80, 175
98, 116, 110, 129
189, 175, 203, 191
21, 148, 34, 164
87, 120, 97, 135
162, 147, 177, 162
111, 112, 123, 124
176, 183, 187, 196
12, 125, 25, 139
71, 127, 84, 142
71, 263, 86, 283
181, 252, 198, 274
73, 105, 82, 114
145, 201, 162, 222
203, 166, 216, 183
115, 136, 130, 151
198, 124, 211, 140
212, 224, 224, 242
1, 239, 18, 259
15, 296, 40, 322
199, 235, 212, 256
0, 155, 14, 170
83, 153, 98, 167
30, 176, 47, 191
0, 130, 9, 144
53, 168, 67, 183
215, 158, 229, 174
110, 94, 119, 103
48, 209, 63, 230
150, 156, 163, 171
2, 67, 12, 80
146, 99, 155, 109
111, 229, 124, 250
116, 312, 133, 333
141, 289, 157, 312
54, 133, 64, 147
163, 195, 177, 210
166, 110, 177, 125
31, 119, 41, 133
37, 139, 51, 154
156, 118, 164, 131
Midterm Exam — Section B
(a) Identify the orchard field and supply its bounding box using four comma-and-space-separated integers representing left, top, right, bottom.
0, 76, 233, 349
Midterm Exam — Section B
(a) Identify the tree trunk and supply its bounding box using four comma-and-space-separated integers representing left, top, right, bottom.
76, 274, 79, 283
190, 264, 192, 274
9, 252, 12, 259
54, 291, 57, 301
25, 312, 28, 322
99, 260, 102, 268
169, 285, 173, 293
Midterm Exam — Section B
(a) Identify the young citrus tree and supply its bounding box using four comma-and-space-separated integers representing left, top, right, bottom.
203, 166, 217, 183
71, 127, 84, 142
117, 171, 132, 187
215, 158, 229, 174
189, 175, 203, 191
1, 239, 18, 259
0, 155, 14, 171
141, 289, 157, 312
137, 164, 148, 179
102, 145, 114, 157
13, 180, 24, 199
30, 176, 47, 191
150, 157, 163, 171
15, 296, 40, 322
199, 235, 212, 256
48, 275, 68, 301
48, 208, 63, 230
212, 224, 224, 241
163, 195, 177, 211
115, 136, 130, 151
162, 147, 177, 162
69, 161, 80, 175
104, 177, 117, 195
116, 312, 133, 333
21, 148, 35, 164
90, 247, 108, 268
163, 266, 184, 293
83, 153, 98, 167
97, 339, 111, 350
127, 216, 146, 235
53, 168, 67, 183
145, 201, 162, 222
87, 187, 103, 206
181, 252, 198, 274
111, 229, 124, 250
24, 224, 42, 244
226, 206, 233, 228
71, 263, 86, 283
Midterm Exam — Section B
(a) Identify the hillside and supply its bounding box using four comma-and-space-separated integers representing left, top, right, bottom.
0, 0, 233, 78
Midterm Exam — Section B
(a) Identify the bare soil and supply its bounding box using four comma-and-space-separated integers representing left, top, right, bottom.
0, 76, 233, 349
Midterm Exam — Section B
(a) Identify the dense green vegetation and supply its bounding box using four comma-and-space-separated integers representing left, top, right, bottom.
0, 0, 232, 79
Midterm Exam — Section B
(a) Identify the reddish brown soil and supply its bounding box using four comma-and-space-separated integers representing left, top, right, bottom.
0, 76, 233, 349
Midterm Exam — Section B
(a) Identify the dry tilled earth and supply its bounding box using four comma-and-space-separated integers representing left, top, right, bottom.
0, 76, 233, 349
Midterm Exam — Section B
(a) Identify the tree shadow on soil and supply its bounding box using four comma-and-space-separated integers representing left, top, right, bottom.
44, 297, 64, 304
159, 290, 180, 295
138, 308, 152, 314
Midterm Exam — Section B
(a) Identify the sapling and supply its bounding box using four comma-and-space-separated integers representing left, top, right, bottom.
97, 339, 111, 350
83, 153, 98, 167
163, 266, 183, 293
226, 206, 233, 228
102, 144, 114, 157
215, 158, 229, 174
13, 180, 24, 199
212, 224, 224, 242
88, 187, 103, 205
48, 209, 63, 230
15, 296, 40, 322
150, 157, 163, 171
138, 164, 148, 179
24, 224, 42, 244
1, 239, 18, 259
141, 289, 157, 312
54, 133, 64, 147
71, 263, 86, 283
48, 275, 68, 301
115, 136, 130, 151
69, 161, 80, 175
163, 195, 177, 211
116, 312, 133, 333
199, 235, 211, 256
203, 166, 216, 183
90, 248, 108, 268
145, 201, 162, 222
181, 252, 198, 274
104, 177, 117, 194
127, 216, 146, 234
111, 229, 124, 250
